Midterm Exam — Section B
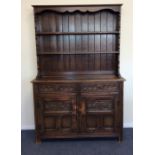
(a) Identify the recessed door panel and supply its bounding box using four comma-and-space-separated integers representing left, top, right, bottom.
79, 94, 119, 134
38, 94, 77, 134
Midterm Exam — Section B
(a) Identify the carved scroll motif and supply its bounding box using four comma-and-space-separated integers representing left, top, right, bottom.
81, 83, 118, 92
44, 101, 72, 111
87, 100, 113, 111
39, 85, 75, 93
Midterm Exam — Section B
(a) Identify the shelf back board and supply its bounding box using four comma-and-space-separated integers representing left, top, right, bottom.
33, 5, 121, 77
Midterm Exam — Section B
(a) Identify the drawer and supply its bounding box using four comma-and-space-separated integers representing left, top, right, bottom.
38, 83, 76, 93
80, 82, 119, 93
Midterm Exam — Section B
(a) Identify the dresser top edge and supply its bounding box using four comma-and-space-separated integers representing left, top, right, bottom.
32, 4, 123, 7
31, 77, 125, 83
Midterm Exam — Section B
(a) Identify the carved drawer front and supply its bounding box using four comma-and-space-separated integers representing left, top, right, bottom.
38, 84, 76, 93
79, 94, 119, 134
38, 94, 77, 133
80, 82, 119, 92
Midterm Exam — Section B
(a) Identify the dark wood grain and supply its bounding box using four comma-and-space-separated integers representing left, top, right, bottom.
35, 8, 120, 74
33, 5, 122, 14
32, 5, 124, 143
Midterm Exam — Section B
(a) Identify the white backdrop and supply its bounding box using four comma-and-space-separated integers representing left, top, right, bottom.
21, 0, 133, 129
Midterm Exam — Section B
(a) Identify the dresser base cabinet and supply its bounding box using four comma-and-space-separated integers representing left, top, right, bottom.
33, 80, 124, 143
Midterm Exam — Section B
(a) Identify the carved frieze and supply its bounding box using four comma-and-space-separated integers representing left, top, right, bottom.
39, 84, 76, 93
87, 100, 113, 112
38, 83, 118, 93
44, 100, 72, 111
81, 83, 118, 92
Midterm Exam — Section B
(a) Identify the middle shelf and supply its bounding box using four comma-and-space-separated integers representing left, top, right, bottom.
36, 31, 120, 35
37, 51, 119, 55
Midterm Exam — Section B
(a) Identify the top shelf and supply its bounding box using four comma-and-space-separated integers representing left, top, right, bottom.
36, 31, 120, 35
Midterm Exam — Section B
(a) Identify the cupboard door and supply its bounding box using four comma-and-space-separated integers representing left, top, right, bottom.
79, 94, 119, 135
38, 94, 77, 136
